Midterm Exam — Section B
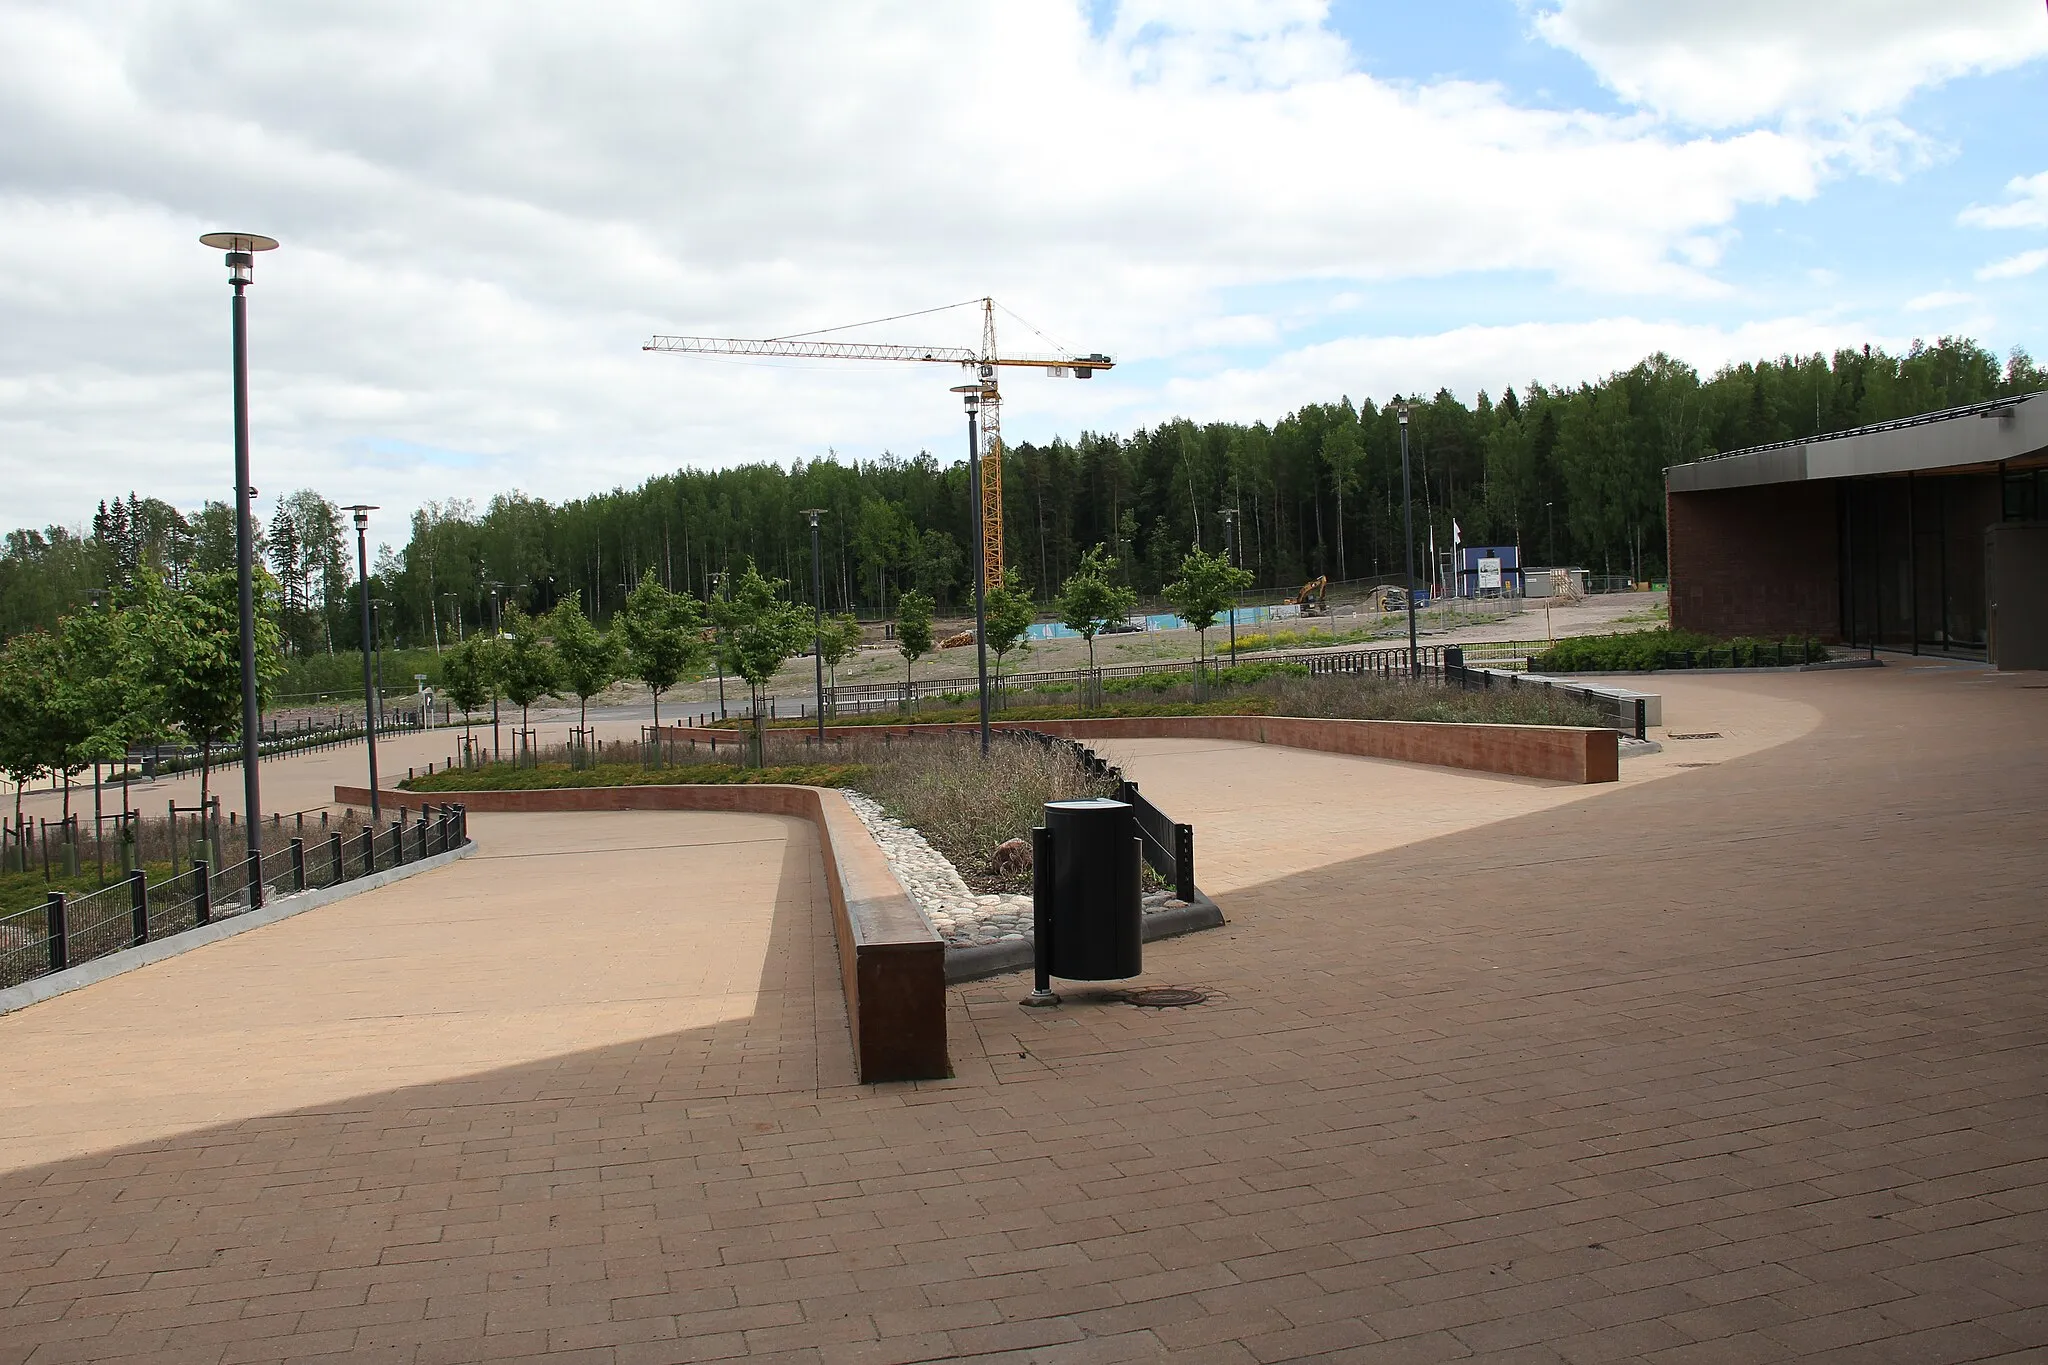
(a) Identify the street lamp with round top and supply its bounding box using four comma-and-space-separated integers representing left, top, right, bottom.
1219, 507, 1240, 663
800, 509, 828, 744
1397, 403, 1419, 677
953, 383, 992, 757
483, 580, 504, 756
200, 231, 279, 901
340, 505, 382, 824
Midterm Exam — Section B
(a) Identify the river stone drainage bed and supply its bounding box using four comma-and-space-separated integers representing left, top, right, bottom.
1669, 732, 1723, 740
839, 790, 1190, 947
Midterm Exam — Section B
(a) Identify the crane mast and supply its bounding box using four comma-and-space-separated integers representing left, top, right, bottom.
645, 298, 1111, 590
974, 301, 1002, 594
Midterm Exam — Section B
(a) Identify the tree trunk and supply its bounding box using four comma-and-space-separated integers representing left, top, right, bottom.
751, 686, 765, 768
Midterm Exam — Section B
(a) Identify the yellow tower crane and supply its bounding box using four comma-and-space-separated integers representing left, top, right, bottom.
644, 297, 1112, 590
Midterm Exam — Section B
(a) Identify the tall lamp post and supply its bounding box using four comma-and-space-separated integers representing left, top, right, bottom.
483, 580, 504, 758
800, 510, 828, 744
954, 385, 992, 757
708, 571, 728, 720
370, 599, 389, 731
1220, 507, 1240, 663
341, 505, 382, 824
199, 231, 277, 896
1397, 403, 1420, 678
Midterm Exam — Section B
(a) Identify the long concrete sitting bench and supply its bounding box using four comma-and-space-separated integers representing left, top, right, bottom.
657, 714, 1620, 784
334, 783, 947, 1083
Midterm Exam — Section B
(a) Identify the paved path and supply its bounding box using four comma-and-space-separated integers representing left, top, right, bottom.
0, 809, 848, 1174
1087, 673, 1823, 894
10, 713, 663, 824
2, 663, 2045, 1363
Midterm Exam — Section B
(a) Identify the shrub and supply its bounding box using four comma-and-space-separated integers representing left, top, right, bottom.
1529, 629, 1830, 673
403, 761, 864, 792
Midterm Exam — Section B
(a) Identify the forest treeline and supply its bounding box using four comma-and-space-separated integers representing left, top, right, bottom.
3, 336, 2040, 651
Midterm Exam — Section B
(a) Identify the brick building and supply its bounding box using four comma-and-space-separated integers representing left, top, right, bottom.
1666, 392, 2048, 666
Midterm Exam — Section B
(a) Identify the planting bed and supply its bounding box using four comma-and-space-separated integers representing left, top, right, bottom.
838, 790, 1192, 948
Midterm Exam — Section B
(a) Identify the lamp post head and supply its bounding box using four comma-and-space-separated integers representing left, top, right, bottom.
950, 382, 980, 411
1396, 402, 1409, 428
340, 503, 377, 533
799, 508, 825, 528
199, 233, 278, 286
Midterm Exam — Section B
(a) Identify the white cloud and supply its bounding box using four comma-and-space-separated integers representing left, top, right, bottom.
1533, 0, 2048, 128
1977, 248, 2048, 281
1903, 290, 1978, 312
0, 0, 2012, 534
1960, 170, 2048, 230
1143, 315, 1900, 422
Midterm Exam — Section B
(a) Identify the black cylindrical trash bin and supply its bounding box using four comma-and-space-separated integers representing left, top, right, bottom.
1043, 797, 1142, 981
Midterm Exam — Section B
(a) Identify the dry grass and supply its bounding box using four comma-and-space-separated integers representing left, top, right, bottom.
1261, 674, 1609, 727
826, 733, 1117, 892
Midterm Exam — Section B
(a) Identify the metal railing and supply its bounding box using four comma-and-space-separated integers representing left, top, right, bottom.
1005, 729, 1196, 903
808, 639, 1602, 716
0, 805, 468, 993
134, 703, 452, 780
1443, 649, 1646, 740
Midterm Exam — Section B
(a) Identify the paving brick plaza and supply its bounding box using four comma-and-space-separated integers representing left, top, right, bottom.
1, 663, 2043, 1363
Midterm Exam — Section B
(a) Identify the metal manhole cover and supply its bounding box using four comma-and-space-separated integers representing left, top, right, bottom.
1124, 987, 1209, 1008
1668, 732, 1722, 740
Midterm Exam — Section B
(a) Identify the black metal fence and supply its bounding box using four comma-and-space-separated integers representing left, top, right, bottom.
135, 702, 449, 781
0, 805, 468, 994
1641, 639, 1824, 671
809, 641, 1574, 718
1006, 729, 1196, 903
1442, 649, 1647, 740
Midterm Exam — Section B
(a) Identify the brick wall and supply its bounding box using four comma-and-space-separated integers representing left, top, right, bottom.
1668, 481, 1841, 639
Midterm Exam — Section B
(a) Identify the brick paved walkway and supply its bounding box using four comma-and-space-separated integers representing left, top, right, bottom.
2, 664, 2044, 1363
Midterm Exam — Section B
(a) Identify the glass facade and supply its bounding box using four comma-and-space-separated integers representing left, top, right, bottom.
1839, 473, 2000, 655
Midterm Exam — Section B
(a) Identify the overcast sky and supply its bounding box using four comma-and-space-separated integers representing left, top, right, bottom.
2, 0, 2045, 546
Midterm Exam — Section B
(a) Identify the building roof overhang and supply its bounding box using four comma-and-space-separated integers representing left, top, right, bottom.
1667, 391, 2048, 493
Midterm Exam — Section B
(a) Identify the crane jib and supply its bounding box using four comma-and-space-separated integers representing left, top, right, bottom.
643, 310, 1113, 594
642, 335, 1113, 370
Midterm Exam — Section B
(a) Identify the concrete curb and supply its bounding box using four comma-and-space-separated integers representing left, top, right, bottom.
0, 840, 479, 1018
944, 890, 1227, 984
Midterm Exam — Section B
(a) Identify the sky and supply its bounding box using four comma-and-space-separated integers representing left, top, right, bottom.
2, 0, 2045, 547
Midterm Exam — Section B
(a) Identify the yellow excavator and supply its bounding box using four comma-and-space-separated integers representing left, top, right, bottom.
1286, 576, 1331, 616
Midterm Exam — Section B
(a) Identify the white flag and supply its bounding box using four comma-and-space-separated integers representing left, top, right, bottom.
1452, 518, 1462, 548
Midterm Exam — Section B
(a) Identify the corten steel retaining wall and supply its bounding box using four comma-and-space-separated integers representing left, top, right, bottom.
334, 784, 947, 1084
656, 716, 1619, 785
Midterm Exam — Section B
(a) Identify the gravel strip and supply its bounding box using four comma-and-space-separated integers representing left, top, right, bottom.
838, 789, 1190, 947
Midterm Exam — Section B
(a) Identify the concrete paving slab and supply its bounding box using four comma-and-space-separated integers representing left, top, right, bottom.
0, 809, 847, 1173
1, 664, 2042, 1365
1086, 676, 1822, 893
